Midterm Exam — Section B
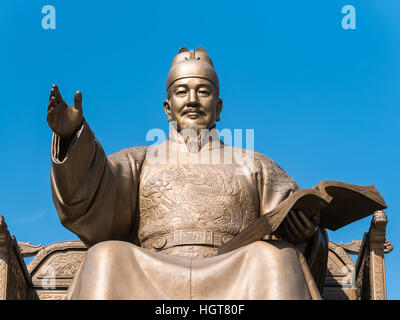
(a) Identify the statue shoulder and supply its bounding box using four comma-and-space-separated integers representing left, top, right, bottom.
251, 151, 299, 193
108, 146, 148, 167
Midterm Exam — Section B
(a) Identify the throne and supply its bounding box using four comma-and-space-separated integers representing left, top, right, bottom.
0, 211, 392, 300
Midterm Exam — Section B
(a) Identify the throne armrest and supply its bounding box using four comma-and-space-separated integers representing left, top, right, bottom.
354, 210, 391, 300
0, 215, 36, 300
324, 210, 392, 300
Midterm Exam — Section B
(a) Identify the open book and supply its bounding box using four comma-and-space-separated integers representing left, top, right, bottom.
218, 181, 387, 255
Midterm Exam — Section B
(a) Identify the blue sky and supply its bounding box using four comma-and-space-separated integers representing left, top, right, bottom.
0, 0, 399, 298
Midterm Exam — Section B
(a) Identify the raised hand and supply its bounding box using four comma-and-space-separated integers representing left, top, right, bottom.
281, 209, 318, 244
47, 85, 84, 137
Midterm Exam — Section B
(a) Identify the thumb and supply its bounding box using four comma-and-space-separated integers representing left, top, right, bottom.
74, 90, 83, 112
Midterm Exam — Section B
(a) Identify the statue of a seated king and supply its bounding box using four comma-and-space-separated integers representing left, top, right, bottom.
47, 47, 326, 299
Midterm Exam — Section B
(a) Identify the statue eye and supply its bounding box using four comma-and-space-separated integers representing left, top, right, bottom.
175, 89, 187, 96
198, 89, 211, 96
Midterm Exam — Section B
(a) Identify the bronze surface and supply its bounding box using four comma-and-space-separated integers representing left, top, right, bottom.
47, 47, 326, 299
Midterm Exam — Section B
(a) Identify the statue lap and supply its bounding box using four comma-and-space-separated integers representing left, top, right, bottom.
67, 240, 321, 300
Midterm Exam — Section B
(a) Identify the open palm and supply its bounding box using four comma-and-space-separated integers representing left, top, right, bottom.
47, 84, 83, 137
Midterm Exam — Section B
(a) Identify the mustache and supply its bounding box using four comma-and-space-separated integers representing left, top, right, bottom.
181, 104, 205, 115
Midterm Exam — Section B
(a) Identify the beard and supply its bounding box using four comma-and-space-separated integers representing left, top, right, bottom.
176, 121, 216, 153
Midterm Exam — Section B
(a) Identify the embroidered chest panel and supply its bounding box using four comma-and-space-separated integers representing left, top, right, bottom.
138, 164, 258, 242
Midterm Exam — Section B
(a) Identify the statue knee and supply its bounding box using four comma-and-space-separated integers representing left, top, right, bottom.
245, 240, 298, 258
245, 240, 274, 253
86, 240, 132, 262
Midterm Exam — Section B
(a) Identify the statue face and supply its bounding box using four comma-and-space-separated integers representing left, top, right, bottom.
164, 78, 222, 132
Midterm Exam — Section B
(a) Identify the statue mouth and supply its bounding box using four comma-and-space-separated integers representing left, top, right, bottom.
182, 109, 205, 118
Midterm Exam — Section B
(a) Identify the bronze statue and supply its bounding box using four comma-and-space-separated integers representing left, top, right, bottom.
47, 47, 324, 299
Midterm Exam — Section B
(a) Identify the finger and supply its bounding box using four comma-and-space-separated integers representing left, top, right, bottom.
286, 213, 302, 240
297, 210, 314, 231
47, 96, 57, 111
47, 106, 55, 124
49, 86, 56, 102
283, 220, 298, 243
74, 91, 82, 112
289, 210, 307, 234
52, 84, 63, 104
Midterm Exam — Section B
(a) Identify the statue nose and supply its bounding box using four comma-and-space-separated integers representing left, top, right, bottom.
188, 89, 199, 105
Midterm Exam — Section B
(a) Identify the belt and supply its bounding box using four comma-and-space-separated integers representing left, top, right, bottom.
142, 230, 234, 251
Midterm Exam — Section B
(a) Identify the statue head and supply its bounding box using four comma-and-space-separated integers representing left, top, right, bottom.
164, 47, 223, 132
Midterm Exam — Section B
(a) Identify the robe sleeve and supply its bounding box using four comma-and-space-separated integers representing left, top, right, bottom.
50, 120, 143, 247
252, 152, 299, 216
252, 153, 328, 288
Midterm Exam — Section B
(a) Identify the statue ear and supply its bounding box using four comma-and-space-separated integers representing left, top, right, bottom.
164, 99, 172, 122
178, 47, 188, 53
216, 98, 222, 122
196, 46, 207, 53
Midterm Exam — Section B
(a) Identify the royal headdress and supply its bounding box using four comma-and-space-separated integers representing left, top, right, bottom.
166, 47, 219, 94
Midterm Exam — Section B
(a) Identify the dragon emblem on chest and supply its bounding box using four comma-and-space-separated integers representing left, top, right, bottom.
138, 164, 257, 242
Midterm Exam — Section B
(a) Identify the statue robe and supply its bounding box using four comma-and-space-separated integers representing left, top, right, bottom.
50, 121, 322, 300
